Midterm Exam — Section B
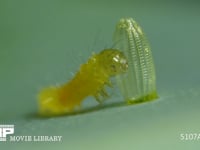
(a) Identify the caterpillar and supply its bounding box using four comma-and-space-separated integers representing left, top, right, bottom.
38, 49, 128, 116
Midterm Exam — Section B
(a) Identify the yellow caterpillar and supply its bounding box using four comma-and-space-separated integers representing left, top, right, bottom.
38, 49, 128, 116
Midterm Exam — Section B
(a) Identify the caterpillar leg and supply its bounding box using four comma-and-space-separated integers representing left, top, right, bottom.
105, 80, 113, 87
99, 88, 109, 98
94, 88, 109, 104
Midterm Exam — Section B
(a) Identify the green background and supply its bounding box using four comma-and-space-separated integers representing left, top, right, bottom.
0, 0, 200, 149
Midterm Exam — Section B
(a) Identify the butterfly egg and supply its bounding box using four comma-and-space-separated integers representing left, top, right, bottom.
113, 18, 158, 103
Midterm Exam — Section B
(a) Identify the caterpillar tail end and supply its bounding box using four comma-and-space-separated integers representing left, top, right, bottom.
37, 86, 68, 116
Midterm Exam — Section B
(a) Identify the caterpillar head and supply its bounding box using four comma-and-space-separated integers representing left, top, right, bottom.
98, 49, 128, 76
